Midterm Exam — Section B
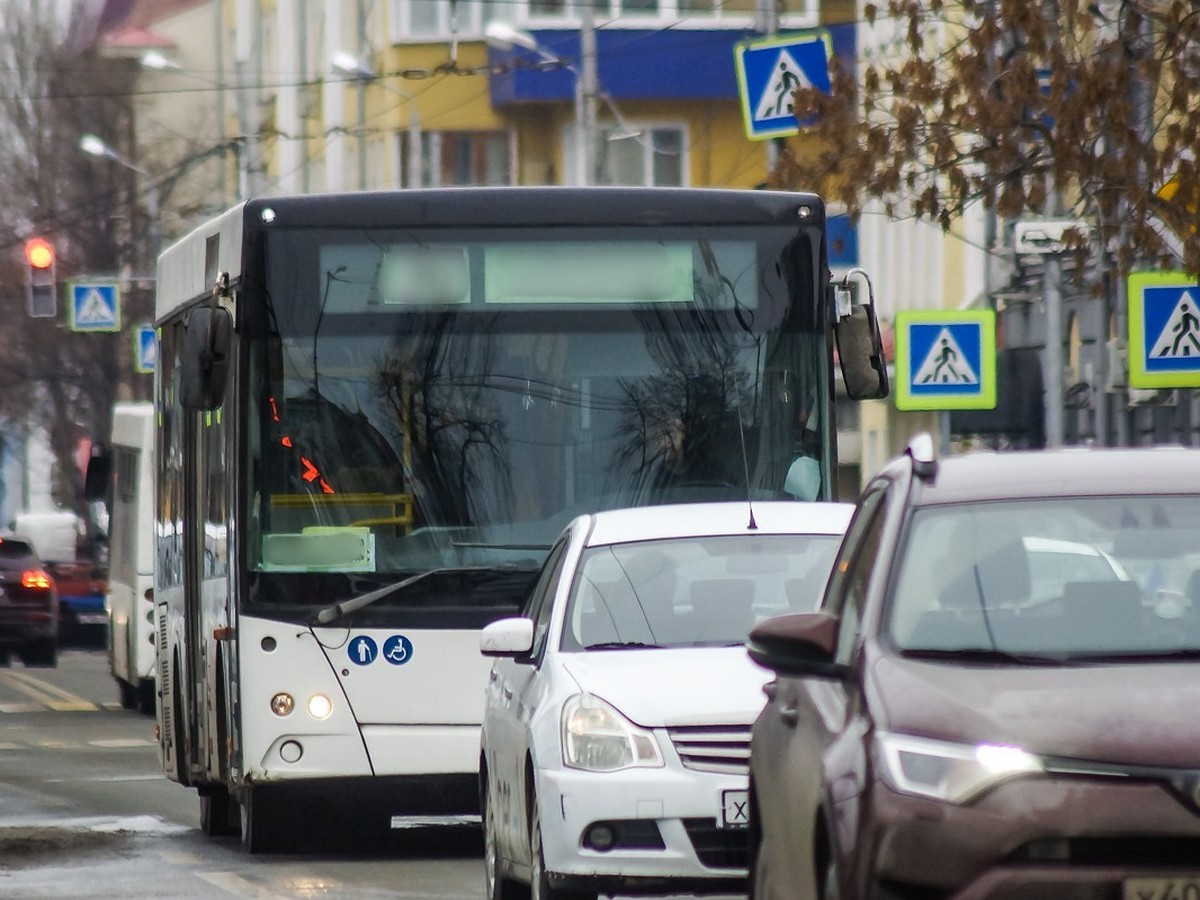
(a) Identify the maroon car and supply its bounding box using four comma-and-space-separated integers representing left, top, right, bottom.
747, 436, 1200, 899
0, 534, 59, 667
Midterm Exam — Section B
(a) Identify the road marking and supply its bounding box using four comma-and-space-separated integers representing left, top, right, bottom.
88, 738, 157, 748
0, 671, 98, 711
0, 703, 41, 714
197, 871, 318, 898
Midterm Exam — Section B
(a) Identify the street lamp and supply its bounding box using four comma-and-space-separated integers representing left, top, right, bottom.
79, 133, 161, 262
486, 20, 598, 185
330, 52, 421, 189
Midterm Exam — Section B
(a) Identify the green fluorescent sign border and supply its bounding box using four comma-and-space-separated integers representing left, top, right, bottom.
1127, 270, 1200, 389
894, 309, 997, 411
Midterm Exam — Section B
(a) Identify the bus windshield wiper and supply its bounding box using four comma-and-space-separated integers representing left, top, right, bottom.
313, 564, 532, 625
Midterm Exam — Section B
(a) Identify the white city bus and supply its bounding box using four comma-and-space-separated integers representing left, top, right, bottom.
104, 402, 156, 714
155, 187, 887, 852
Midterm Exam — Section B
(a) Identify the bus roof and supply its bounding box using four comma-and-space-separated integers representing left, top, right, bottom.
156, 187, 827, 320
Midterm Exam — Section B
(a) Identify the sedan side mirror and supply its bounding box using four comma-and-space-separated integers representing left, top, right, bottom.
747, 612, 850, 680
481, 617, 535, 658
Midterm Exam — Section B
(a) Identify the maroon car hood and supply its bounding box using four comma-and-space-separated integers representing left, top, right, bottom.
867, 649, 1200, 768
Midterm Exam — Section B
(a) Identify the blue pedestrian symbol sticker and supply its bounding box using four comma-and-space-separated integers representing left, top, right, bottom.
349, 635, 378, 666
382, 635, 414, 666
1127, 272, 1200, 388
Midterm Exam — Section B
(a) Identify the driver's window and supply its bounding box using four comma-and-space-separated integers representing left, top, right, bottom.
823, 485, 888, 665
526, 539, 569, 659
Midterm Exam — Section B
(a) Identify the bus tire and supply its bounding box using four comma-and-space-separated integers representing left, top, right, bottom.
240, 787, 291, 854
20, 639, 57, 668
136, 680, 156, 716
118, 678, 138, 710
200, 786, 238, 837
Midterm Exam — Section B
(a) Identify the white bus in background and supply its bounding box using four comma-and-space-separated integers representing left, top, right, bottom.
98, 402, 156, 714
157, 188, 888, 852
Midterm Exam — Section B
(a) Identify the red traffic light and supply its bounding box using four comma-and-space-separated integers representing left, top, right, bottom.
24, 237, 54, 269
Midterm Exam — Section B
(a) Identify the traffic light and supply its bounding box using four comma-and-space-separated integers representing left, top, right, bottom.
24, 237, 57, 318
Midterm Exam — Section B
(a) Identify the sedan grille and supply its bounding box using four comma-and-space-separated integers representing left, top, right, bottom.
667, 725, 752, 775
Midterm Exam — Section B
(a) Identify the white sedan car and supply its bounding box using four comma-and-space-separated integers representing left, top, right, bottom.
479, 500, 854, 900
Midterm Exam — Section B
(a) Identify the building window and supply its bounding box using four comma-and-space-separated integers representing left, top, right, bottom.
392, 0, 499, 39
400, 130, 513, 187
520, 0, 814, 25
594, 124, 686, 186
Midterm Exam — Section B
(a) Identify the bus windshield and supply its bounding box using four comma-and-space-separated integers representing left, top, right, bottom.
244, 224, 829, 619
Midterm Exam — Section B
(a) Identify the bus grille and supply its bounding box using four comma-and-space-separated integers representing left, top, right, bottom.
157, 608, 170, 735
667, 725, 752, 775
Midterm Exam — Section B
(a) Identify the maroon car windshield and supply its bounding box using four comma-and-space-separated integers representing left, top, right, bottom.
888, 496, 1200, 659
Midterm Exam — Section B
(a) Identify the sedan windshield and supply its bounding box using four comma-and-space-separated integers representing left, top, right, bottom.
888, 496, 1200, 660
561, 533, 842, 651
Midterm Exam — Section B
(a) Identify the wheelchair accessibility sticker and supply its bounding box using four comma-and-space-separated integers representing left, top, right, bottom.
382, 635, 414, 666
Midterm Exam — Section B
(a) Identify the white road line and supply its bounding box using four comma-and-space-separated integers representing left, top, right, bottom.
0, 671, 98, 711
88, 738, 157, 748
0, 703, 41, 714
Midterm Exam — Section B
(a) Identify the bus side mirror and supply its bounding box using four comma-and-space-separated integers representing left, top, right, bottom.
181, 306, 232, 410
83, 444, 111, 502
835, 303, 890, 401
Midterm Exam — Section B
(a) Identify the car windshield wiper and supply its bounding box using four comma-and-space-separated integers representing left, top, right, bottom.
313, 564, 533, 625
1065, 647, 1200, 663
583, 641, 665, 651
900, 647, 1072, 666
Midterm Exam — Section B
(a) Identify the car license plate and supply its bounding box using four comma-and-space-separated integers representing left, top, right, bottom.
720, 789, 749, 829
1124, 877, 1200, 900
76, 614, 107, 625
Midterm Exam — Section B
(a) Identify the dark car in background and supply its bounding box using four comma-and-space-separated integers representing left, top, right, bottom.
0, 534, 59, 667
747, 437, 1200, 900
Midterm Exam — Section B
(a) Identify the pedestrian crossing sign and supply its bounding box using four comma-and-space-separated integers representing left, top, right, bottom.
895, 309, 997, 411
134, 325, 157, 374
1127, 271, 1200, 388
733, 32, 832, 141
69, 281, 121, 333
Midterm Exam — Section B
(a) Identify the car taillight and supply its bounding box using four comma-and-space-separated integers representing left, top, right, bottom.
22, 570, 52, 590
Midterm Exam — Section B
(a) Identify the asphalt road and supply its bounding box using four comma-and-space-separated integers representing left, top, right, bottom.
0, 650, 485, 898
0, 650, 747, 899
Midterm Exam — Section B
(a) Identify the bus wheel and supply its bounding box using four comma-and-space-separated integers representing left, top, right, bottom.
200, 786, 237, 837
118, 679, 138, 710
136, 680, 156, 716
240, 788, 290, 854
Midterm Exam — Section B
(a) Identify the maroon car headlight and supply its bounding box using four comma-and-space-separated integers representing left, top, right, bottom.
877, 732, 1043, 804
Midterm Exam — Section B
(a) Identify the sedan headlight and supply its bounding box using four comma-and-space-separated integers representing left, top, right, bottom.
876, 732, 1042, 804
562, 694, 663, 772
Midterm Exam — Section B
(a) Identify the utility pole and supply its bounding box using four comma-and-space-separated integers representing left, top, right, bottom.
578, 5, 598, 185
1043, 249, 1064, 447
756, 0, 780, 175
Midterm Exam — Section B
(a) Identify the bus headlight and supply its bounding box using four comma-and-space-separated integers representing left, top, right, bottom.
307, 693, 333, 720
270, 692, 295, 716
